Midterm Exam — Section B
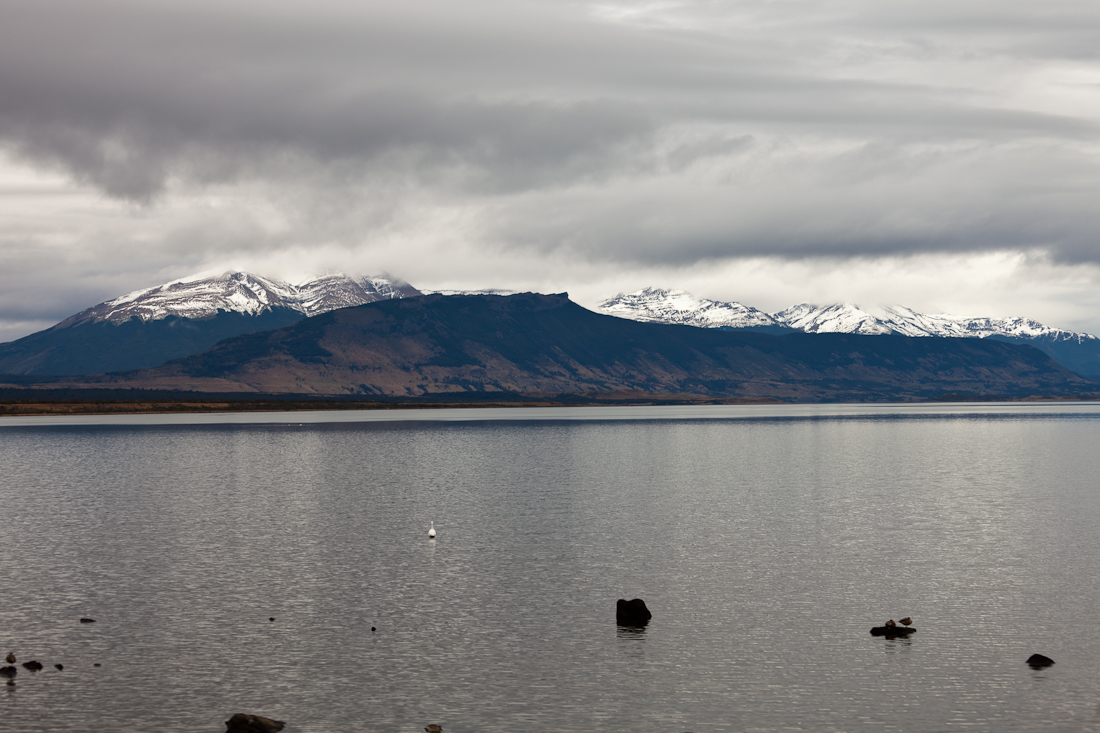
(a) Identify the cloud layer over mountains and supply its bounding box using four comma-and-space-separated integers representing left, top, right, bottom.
2, 0, 1100, 341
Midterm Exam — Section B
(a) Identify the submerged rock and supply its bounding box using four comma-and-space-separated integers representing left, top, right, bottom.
1027, 654, 1055, 669
21, 661, 43, 671
225, 713, 286, 733
616, 598, 652, 626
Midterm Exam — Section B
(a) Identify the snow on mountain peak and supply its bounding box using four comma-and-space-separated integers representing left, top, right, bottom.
773, 303, 895, 335
57, 270, 421, 327
598, 287, 778, 329
598, 287, 1100, 346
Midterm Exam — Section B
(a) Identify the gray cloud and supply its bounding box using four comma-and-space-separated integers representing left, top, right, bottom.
2, 0, 1100, 340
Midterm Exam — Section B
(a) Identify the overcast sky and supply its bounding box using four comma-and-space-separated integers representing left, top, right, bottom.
2, 0, 1100, 342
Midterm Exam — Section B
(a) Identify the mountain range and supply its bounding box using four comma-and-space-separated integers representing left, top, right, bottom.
5, 292, 1093, 402
1, 272, 1098, 400
598, 288, 1100, 377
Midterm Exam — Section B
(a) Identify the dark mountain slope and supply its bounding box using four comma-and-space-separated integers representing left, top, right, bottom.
987, 333, 1100, 379
0, 308, 307, 375
42, 292, 1093, 401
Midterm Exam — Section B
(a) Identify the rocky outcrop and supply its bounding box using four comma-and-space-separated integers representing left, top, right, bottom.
225, 713, 286, 732
616, 598, 652, 626
870, 625, 915, 637
1027, 654, 1055, 669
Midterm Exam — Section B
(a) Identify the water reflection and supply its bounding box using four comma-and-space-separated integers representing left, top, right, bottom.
879, 636, 914, 655
615, 625, 648, 639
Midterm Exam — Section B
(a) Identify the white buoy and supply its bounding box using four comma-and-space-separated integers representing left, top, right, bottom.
428, 521, 436, 539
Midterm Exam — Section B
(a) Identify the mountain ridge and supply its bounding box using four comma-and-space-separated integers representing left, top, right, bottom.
4, 274, 1100, 381
598, 288, 1100, 376
9, 292, 1093, 402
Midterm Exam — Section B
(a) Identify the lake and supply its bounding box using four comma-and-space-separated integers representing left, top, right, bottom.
3, 402, 1100, 732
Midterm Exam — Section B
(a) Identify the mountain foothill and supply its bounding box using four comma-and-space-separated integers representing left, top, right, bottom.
0, 272, 1097, 402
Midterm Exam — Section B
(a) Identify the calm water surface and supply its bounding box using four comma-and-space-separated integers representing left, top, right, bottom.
3, 403, 1100, 732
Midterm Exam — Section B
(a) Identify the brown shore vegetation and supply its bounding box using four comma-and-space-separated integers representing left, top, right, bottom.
0, 393, 786, 417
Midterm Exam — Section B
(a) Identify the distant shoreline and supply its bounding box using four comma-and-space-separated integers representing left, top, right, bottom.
1, 392, 1093, 417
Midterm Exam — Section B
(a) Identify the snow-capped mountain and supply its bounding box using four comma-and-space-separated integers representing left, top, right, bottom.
774, 303, 894, 335
598, 287, 780, 329
773, 302, 1099, 345
598, 288, 1100, 376
602, 287, 1096, 343
0, 270, 423, 376
876, 305, 1092, 343
57, 270, 421, 328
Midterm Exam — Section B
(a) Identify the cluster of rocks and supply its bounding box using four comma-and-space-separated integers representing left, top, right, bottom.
868, 617, 1056, 669
3, 618, 104, 686
1, 652, 70, 685
9, 603, 1059, 732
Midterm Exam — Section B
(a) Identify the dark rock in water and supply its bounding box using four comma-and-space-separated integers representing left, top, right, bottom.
269, 618, 275, 622
616, 598, 652, 626
22, 661, 43, 671
80, 618, 96, 623
54, 664, 64, 671
93, 663, 101, 667
1027, 654, 1055, 669
870, 623, 915, 637
0, 666, 16, 678
225, 713, 286, 732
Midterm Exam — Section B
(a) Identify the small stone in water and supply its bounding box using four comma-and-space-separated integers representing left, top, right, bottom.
225, 712, 286, 732
55, 664, 64, 671
80, 618, 96, 623
1027, 653, 1055, 669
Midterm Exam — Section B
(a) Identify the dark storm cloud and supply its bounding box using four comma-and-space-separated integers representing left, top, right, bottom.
1, 0, 1099, 268
0, 0, 661, 200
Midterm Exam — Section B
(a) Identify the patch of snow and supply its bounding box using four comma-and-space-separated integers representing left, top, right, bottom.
597, 287, 778, 329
